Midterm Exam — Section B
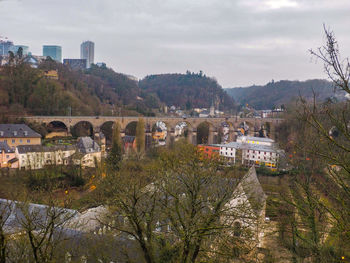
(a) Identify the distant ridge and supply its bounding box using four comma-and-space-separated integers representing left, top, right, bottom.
225, 79, 344, 110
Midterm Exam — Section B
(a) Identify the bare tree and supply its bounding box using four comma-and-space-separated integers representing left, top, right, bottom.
276, 25, 350, 261
13, 198, 78, 263
101, 142, 264, 262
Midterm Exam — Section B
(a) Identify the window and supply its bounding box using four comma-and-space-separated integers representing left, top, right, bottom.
12, 139, 15, 143
6, 155, 9, 159
27, 139, 30, 143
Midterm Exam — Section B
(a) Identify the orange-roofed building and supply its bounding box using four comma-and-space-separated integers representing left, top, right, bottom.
197, 144, 220, 159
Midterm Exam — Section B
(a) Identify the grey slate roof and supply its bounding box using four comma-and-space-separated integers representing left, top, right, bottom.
17, 144, 75, 154
239, 166, 267, 213
0, 124, 41, 138
238, 136, 275, 143
219, 142, 278, 153
0, 199, 78, 235
77, 137, 100, 154
0, 141, 14, 153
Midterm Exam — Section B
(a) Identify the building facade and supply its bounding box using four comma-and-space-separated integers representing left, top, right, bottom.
241, 144, 279, 170
0, 124, 41, 149
80, 41, 94, 68
72, 137, 101, 168
0, 142, 18, 168
217, 136, 280, 170
0, 40, 13, 56
16, 145, 75, 170
63, 59, 87, 70
43, 45, 62, 62
198, 144, 220, 159
220, 142, 240, 164
9, 45, 29, 56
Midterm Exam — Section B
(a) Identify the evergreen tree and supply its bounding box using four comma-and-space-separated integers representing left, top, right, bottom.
107, 122, 122, 171
136, 118, 145, 154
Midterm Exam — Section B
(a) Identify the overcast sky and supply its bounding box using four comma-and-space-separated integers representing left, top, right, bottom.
1, 0, 349, 87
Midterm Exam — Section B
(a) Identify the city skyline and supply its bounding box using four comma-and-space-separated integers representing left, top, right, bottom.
0, 0, 349, 88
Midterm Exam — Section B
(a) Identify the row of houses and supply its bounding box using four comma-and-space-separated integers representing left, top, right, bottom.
198, 136, 284, 170
0, 124, 102, 170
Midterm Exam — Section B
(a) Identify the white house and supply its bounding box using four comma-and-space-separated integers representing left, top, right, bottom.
218, 137, 280, 169
219, 142, 241, 163
241, 144, 279, 169
16, 145, 75, 170
71, 137, 101, 168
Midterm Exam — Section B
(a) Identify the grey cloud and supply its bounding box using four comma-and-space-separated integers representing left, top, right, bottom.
0, 0, 349, 87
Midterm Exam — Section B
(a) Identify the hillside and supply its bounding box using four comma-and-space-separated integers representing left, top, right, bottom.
0, 56, 160, 119
225, 79, 344, 110
139, 72, 235, 111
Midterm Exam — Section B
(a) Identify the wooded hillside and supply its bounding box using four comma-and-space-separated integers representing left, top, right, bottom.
139, 72, 236, 111
0, 56, 160, 118
225, 79, 344, 109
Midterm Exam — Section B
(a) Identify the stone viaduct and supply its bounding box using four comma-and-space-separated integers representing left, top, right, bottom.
23, 116, 284, 144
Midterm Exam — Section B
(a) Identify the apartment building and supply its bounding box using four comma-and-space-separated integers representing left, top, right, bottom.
0, 124, 41, 148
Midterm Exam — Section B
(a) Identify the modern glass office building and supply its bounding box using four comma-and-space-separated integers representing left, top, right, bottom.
43, 45, 62, 62
0, 40, 14, 56
10, 45, 29, 56
80, 41, 94, 68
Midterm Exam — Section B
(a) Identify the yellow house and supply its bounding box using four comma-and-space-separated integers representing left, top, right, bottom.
0, 124, 41, 149
43, 70, 59, 80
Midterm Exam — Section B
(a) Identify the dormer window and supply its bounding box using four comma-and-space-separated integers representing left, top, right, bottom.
24, 131, 28, 136
0, 131, 3, 136
13, 131, 17, 136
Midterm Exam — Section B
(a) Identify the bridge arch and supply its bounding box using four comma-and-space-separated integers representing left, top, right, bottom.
124, 121, 138, 136
100, 121, 117, 145
151, 121, 169, 146
171, 121, 193, 144
237, 121, 254, 137
218, 121, 235, 144
71, 121, 94, 138
196, 121, 218, 145
45, 121, 69, 138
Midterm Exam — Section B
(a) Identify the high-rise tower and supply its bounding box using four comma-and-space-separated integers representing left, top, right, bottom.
80, 41, 94, 68
0, 40, 14, 56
